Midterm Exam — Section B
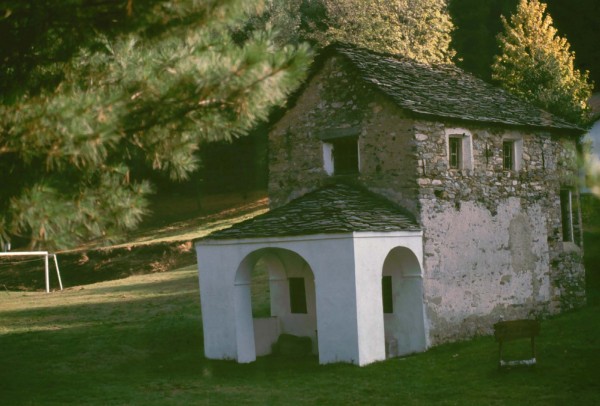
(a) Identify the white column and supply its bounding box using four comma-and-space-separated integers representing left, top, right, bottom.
310, 238, 362, 364
44, 253, 50, 293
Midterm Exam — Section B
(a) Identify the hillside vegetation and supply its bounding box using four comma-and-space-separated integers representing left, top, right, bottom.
0, 192, 268, 291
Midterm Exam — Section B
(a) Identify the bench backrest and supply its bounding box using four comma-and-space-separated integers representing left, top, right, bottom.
493, 319, 541, 342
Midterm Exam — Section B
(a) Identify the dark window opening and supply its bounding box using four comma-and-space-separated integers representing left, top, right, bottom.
449, 137, 461, 169
560, 189, 573, 242
382, 276, 393, 314
333, 137, 359, 175
503, 141, 514, 170
289, 277, 307, 314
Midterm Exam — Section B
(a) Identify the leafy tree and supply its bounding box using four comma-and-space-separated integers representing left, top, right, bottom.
0, 0, 311, 250
254, 0, 454, 64
322, 0, 455, 63
492, 0, 593, 124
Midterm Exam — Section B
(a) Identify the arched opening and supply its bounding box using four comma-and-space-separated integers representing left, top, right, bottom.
382, 246, 426, 358
234, 248, 317, 362
251, 257, 271, 317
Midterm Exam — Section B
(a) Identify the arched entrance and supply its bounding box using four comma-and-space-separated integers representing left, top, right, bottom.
382, 246, 427, 357
234, 248, 317, 362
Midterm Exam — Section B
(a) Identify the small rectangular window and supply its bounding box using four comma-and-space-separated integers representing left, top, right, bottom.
289, 277, 307, 314
332, 137, 359, 175
560, 189, 574, 242
449, 137, 462, 169
445, 129, 473, 170
503, 141, 514, 170
382, 276, 393, 314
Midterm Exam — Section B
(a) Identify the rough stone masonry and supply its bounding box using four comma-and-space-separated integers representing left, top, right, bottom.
267, 48, 586, 344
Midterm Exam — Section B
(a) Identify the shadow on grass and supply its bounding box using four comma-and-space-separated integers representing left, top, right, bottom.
584, 230, 600, 305
84, 271, 199, 296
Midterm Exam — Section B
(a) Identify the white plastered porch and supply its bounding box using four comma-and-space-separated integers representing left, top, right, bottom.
195, 231, 428, 366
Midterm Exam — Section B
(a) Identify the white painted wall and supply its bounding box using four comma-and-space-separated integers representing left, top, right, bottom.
196, 235, 360, 364
196, 231, 425, 366
353, 234, 427, 363
274, 254, 317, 342
253, 317, 280, 356
322, 142, 334, 175
420, 198, 552, 342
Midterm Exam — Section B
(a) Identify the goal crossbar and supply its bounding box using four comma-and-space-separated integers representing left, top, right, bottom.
0, 251, 63, 293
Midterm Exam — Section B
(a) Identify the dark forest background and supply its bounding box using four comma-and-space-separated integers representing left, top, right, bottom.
1, 0, 598, 199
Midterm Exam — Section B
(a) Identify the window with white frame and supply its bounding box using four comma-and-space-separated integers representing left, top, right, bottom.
560, 188, 574, 243
449, 137, 462, 169
445, 129, 473, 170
502, 136, 523, 171
322, 134, 360, 176
503, 141, 514, 170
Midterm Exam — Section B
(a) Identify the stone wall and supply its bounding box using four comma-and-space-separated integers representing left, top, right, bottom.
267, 55, 586, 346
268, 56, 420, 215
413, 120, 585, 343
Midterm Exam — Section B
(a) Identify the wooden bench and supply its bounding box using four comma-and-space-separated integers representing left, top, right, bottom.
493, 319, 541, 367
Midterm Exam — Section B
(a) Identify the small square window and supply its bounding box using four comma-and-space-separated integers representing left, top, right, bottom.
289, 277, 307, 314
503, 141, 514, 170
382, 276, 393, 314
449, 137, 462, 169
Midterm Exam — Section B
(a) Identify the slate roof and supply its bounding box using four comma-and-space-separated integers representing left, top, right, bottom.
201, 183, 420, 241
333, 44, 584, 134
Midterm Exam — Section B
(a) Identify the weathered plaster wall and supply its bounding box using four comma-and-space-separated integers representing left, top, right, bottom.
266, 56, 586, 347
413, 121, 586, 343
268, 56, 419, 216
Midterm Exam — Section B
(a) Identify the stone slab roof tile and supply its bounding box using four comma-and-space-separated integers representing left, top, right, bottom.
201, 183, 420, 241
335, 44, 584, 133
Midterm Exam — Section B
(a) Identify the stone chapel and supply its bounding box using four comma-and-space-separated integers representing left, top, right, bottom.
195, 44, 586, 366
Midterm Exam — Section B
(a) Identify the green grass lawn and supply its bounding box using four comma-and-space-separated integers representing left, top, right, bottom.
1, 266, 599, 405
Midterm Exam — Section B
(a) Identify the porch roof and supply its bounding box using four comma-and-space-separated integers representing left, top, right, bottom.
201, 183, 419, 240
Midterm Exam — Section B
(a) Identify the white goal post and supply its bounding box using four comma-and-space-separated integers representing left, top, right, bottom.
0, 251, 63, 293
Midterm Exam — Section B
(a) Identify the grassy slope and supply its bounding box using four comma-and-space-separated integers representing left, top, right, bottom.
1, 194, 598, 404
584, 230, 600, 306
1, 267, 599, 405
0, 193, 268, 291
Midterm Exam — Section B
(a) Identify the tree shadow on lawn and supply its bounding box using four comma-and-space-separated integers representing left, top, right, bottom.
0, 292, 205, 403
0, 290, 329, 404
82, 271, 199, 296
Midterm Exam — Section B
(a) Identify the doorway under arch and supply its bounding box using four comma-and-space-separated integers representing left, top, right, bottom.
382, 246, 427, 357
234, 247, 317, 362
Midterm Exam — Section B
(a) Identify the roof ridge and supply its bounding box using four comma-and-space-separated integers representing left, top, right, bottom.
329, 42, 584, 134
